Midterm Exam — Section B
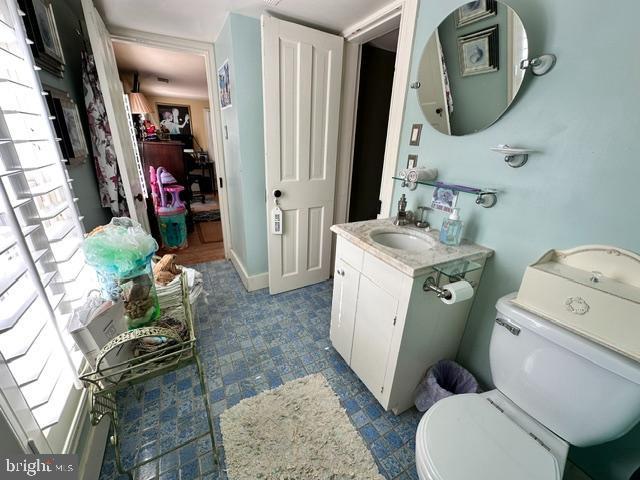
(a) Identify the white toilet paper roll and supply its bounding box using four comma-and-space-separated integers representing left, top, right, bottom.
441, 280, 474, 305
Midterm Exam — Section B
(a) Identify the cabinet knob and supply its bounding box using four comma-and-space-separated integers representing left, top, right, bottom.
336, 268, 345, 276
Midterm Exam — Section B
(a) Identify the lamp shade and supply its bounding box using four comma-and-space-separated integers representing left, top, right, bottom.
129, 92, 153, 114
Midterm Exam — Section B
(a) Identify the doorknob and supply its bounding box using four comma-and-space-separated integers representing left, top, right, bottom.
273, 189, 282, 199
134, 193, 144, 202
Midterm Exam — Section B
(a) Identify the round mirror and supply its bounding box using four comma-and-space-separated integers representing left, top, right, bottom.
417, 1, 528, 136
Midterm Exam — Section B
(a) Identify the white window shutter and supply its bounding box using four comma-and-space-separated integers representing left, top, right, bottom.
0, 0, 97, 453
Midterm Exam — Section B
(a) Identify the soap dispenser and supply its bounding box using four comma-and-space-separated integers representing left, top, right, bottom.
439, 208, 463, 246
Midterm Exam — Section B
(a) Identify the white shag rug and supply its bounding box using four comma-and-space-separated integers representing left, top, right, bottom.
220, 374, 384, 480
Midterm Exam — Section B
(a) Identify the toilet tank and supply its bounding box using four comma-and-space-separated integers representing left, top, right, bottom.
490, 295, 640, 447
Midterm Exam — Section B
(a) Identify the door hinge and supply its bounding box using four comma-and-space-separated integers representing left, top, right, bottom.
380, 386, 384, 394
393, 316, 396, 326
218, 177, 223, 189
377, 199, 382, 214
528, 432, 551, 452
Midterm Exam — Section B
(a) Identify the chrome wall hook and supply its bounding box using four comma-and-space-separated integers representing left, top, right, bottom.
520, 54, 557, 76
490, 145, 533, 168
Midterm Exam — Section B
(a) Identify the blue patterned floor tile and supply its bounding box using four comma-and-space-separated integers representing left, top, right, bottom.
99, 260, 422, 480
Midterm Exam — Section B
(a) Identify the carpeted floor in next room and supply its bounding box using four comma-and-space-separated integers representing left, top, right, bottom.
98, 260, 422, 480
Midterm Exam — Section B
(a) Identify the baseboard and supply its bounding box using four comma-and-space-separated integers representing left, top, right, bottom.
229, 249, 269, 292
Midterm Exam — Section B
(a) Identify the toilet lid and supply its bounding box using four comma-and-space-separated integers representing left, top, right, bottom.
417, 394, 561, 480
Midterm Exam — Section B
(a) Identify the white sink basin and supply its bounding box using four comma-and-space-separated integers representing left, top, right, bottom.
370, 231, 434, 252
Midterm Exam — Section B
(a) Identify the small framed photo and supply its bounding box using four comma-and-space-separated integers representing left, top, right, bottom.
431, 187, 458, 214
43, 86, 88, 165
455, 0, 497, 28
458, 25, 499, 77
406, 154, 418, 169
409, 123, 423, 146
218, 60, 232, 109
61, 101, 89, 163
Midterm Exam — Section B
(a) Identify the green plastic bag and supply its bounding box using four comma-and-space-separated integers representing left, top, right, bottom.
83, 217, 160, 328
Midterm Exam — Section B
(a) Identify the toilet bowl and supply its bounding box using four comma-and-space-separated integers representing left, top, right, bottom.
415, 391, 565, 480
415, 294, 640, 480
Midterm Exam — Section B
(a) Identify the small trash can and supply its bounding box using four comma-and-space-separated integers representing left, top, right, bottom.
414, 359, 478, 412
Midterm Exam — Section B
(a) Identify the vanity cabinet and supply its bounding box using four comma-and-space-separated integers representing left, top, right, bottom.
330, 234, 487, 414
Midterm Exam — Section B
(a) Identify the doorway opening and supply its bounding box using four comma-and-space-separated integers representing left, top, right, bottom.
112, 40, 225, 266
348, 29, 399, 222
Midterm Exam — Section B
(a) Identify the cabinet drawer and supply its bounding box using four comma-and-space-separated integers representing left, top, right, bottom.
362, 252, 406, 299
336, 236, 364, 271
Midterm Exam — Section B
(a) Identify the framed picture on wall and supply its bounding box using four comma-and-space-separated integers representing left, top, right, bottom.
457, 25, 499, 77
455, 0, 497, 28
18, 0, 65, 77
43, 86, 88, 165
61, 101, 89, 162
218, 60, 232, 109
157, 104, 192, 135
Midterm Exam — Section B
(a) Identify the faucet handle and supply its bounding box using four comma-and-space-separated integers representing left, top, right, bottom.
415, 206, 431, 228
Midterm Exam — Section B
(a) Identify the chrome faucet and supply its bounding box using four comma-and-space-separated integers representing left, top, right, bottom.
393, 194, 410, 226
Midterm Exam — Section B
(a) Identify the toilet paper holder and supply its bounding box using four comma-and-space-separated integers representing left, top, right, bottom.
423, 276, 455, 299
422, 259, 479, 299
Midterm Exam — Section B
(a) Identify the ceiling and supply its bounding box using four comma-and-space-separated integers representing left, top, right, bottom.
113, 41, 208, 100
95, 0, 392, 43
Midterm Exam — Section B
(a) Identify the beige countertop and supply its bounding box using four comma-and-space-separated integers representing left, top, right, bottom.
331, 219, 493, 278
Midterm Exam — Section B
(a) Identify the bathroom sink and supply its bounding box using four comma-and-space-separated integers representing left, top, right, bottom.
370, 231, 434, 252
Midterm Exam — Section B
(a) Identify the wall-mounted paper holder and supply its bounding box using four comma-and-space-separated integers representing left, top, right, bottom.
490, 144, 534, 168
422, 259, 481, 297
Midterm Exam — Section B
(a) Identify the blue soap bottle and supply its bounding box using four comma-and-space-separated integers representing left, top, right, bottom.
439, 208, 463, 246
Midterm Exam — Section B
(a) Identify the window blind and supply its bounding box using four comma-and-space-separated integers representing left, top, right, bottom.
0, 0, 95, 453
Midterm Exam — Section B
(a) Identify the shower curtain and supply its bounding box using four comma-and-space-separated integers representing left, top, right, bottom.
81, 51, 129, 217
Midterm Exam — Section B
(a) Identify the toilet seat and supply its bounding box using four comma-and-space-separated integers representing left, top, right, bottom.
415, 394, 561, 480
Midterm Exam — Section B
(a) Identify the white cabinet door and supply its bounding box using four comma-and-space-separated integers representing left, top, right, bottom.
330, 259, 360, 363
350, 276, 398, 403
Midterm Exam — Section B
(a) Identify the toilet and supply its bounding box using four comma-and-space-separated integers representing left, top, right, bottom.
415, 294, 640, 480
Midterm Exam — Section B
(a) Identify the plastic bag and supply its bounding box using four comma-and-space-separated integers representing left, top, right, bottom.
83, 217, 160, 328
414, 359, 478, 412
83, 217, 158, 279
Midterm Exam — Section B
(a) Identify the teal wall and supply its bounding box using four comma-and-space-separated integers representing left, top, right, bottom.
41, 0, 112, 230
394, 1, 640, 478
438, 6, 508, 135
215, 14, 268, 276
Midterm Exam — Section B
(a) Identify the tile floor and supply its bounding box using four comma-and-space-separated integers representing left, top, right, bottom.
99, 260, 422, 480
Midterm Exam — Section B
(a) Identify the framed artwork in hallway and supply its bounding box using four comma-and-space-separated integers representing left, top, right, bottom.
157, 103, 192, 135
218, 60, 232, 109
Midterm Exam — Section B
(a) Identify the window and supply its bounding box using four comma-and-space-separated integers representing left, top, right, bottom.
0, 0, 95, 453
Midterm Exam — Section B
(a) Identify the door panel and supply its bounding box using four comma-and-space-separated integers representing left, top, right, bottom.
262, 15, 344, 294
81, 0, 150, 231
350, 276, 398, 404
330, 259, 360, 363
420, 31, 451, 135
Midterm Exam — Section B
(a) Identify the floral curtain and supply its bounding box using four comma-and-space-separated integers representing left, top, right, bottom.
81, 51, 129, 217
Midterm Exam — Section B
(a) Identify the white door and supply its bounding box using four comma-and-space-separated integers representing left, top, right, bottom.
419, 31, 451, 135
330, 259, 360, 363
350, 276, 398, 403
81, 0, 150, 231
262, 16, 344, 294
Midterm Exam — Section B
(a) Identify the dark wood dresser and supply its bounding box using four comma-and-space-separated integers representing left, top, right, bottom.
138, 140, 192, 238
